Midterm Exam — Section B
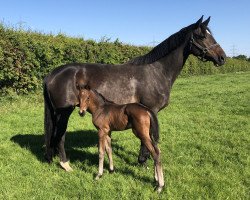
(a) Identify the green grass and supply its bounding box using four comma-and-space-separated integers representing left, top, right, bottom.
0, 72, 249, 200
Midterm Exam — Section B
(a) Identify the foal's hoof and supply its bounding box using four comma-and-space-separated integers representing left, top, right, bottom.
109, 168, 115, 173
79, 111, 86, 117
60, 161, 73, 172
95, 174, 102, 180
156, 186, 163, 193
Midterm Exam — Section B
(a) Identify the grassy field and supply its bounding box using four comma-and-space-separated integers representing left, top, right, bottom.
0, 72, 249, 199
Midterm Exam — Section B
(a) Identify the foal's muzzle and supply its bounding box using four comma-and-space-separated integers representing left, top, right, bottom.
79, 110, 86, 117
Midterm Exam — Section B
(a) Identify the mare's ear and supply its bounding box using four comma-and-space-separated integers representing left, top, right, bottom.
193, 15, 203, 29
202, 16, 210, 27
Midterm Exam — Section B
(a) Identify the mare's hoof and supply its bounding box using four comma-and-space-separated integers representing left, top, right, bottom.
45, 158, 52, 164
60, 161, 73, 172
138, 152, 150, 165
138, 158, 148, 165
109, 168, 115, 173
44, 154, 53, 164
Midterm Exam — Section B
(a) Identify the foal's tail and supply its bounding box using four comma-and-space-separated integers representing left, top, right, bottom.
43, 79, 55, 162
148, 110, 159, 145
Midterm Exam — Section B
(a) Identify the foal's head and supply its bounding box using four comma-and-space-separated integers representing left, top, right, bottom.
78, 85, 91, 117
78, 85, 105, 116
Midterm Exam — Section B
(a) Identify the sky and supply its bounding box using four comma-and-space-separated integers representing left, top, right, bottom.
0, 0, 249, 57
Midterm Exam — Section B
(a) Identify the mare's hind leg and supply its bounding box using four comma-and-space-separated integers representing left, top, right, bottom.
105, 135, 114, 173
45, 126, 55, 163
138, 142, 151, 165
44, 102, 56, 163
52, 107, 74, 171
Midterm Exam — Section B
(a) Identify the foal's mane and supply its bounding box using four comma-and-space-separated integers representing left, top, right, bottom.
128, 24, 194, 65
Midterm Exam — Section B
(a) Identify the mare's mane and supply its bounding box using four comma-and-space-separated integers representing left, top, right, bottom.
128, 24, 195, 65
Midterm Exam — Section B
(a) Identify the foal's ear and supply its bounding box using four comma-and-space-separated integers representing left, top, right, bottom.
76, 82, 80, 89
76, 82, 86, 90
193, 15, 203, 29
84, 84, 91, 90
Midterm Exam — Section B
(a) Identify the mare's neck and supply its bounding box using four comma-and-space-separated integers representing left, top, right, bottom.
158, 39, 190, 85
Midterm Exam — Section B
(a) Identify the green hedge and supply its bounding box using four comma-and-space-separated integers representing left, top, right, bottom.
0, 24, 249, 94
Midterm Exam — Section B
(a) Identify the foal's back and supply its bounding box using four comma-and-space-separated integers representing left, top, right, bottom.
93, 103, 128, 131
95, 102, 151, 132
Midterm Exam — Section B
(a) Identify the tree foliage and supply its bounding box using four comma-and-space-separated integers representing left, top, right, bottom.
0, 24, 249, 94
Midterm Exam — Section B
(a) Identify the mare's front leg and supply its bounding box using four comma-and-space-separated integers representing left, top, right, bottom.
138, 142, 151, 165
95, 129, 107, 180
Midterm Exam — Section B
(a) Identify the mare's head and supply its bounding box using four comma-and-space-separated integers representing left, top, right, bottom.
189, 16, 226, 66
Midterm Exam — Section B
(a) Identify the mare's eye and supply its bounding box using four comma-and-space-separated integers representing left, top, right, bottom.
194, 34, 206, 40
201, 35, 206, 39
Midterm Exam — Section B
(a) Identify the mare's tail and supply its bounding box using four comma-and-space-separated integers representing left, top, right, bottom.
43, 78, 55, 162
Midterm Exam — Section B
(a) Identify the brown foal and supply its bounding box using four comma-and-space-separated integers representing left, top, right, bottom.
78, 85, 164, 192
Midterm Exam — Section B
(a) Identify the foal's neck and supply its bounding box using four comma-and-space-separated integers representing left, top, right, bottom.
88, 92, 106, 115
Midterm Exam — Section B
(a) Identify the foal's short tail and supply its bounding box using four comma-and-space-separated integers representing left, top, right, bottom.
148, 110, 159, 145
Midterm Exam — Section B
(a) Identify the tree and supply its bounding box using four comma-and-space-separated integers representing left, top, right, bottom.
234, 54, 248, 60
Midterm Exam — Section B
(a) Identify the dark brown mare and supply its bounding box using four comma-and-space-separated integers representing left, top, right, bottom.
78, 85, 164, 192
43, 16, 226, 171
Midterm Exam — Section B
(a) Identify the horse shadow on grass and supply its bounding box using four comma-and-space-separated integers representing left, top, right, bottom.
10, 130, 99, 165
10, 130, 151, 183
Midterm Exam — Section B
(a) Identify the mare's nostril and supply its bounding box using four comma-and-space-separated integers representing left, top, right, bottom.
219, 55, 225, 64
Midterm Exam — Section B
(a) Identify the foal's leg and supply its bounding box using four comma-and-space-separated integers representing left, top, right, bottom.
96, 129, 107, 180
143, 139, 164, 193
134, 126, 164, 192
105, 135, 114, 173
